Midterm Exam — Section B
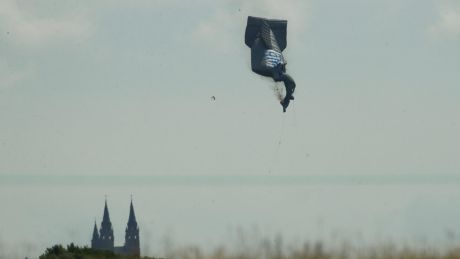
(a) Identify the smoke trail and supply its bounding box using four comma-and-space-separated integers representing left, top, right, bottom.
272, 83, 285, 101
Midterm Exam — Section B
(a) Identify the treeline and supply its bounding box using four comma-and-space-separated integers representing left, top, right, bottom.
39, 243, 158, 259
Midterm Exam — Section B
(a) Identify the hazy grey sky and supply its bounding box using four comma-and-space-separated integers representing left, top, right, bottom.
1, 0, 458, 175
1, 0, 460, 258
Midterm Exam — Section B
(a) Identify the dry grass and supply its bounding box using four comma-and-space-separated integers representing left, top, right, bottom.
162, 243, 460, 259
37, 238, 460, 259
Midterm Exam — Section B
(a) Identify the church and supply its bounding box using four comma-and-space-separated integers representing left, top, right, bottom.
91, 199, 140, 256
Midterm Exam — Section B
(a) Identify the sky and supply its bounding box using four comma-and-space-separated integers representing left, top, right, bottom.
1, 0, 460, 258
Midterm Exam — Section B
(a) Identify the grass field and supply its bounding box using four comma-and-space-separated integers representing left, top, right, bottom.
38, 242, 460, 259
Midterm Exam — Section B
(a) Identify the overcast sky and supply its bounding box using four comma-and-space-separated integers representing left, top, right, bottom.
1, 0, 458, 175
1, 0, 460, 258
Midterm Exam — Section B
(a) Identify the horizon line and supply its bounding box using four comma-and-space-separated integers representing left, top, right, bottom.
1, 173, 460, 186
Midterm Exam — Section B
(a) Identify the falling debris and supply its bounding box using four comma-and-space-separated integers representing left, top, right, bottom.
245, 16, 296, 112
210, 96, 216, 101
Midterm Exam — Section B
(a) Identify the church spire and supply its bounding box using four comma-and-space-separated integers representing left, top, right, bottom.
98, 198, 114, 250
102, 198, 110, 223
124, 197, 140, 256
127, 198, 138, 227
91, 220, 99, 248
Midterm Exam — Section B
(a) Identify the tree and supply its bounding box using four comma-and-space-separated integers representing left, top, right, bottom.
39, 243, 158, 259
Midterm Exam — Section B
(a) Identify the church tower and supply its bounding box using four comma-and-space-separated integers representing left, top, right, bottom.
123, 198, 140, 256
90, 197, 141, 255
98, 199, 114, 251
